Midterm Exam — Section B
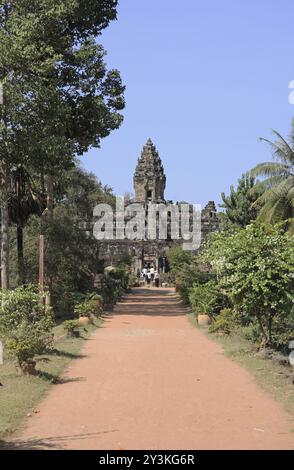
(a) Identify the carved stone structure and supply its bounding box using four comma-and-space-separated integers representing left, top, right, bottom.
134, 138, 166, 203
96, 139, 219, 273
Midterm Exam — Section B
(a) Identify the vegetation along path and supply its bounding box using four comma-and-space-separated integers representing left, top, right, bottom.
18, 288, 294, 449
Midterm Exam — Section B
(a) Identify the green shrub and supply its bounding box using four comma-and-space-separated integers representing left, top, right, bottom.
63, 320, 80, 337
210, 308, 238, 334
189, 281, 231, 317
127, 273, 139, 288
166, 246, 193, 271
86, 293, 103, 303
240, 322, 261, 343
176, 266, 213, 304
270, 307, 294, 353
74, 299, 99, 318
100, 272, 122, 304
160, 271, 175, 286
0, 285, 54, 371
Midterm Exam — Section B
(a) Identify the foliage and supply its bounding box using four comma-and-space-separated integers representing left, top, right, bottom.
270, 307, 294, 353
220, 174, 260, 227
100, 265, 130, 304
45, 208, 98, 308
74, 299, 99, 318
0, 0, 125, 288
250, 126, 294, 232
176, 265, 213, 303
63, 320, 80, 337
0, 0, 125, 168
54, 166, 116, 221
189, 281, 231, 317
0, 285, 54, 369
240, 322, 261, 344
203, 223, 294, 347
86, 293, 103, 304
8, 167, 114, 316
127, 273, 139, 288
166, 246, 193, 272
209, 308, 238, 334
166, 246, 212, 302
100, 274, 118, 304
160, 271, 175, 286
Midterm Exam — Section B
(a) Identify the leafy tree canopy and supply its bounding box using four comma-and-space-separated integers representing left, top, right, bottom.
202, 223, 294, 346
220, 173, 260, 227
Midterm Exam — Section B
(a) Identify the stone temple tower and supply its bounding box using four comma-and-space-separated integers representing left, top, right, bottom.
134, 138, 166, 203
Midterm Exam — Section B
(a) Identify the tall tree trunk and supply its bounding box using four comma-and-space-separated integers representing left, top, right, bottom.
40, 168, 45, 195
256, 312, 269, 348
1, 160, 9, 289
1, 1, 10, 290
16, 223, 25, 285
46, 174, 54, 305
268, 313, 274, 348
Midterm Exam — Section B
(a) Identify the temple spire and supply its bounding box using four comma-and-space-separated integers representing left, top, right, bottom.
134, 139, 166, 203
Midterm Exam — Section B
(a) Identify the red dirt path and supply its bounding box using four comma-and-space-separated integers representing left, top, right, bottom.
18, 288, 294, 449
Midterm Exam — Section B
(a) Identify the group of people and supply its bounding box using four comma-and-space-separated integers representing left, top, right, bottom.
141, 265, 161, 287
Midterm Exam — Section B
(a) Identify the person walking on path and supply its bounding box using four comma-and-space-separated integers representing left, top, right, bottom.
142, 266, 148, 283
146, 270, 151, 287
154, 271, 160, 287
150, 266, 155, 282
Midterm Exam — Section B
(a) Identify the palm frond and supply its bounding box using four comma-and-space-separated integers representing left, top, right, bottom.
260, 133, 294, 165
250, 162, 291, 178
256, 178, 294, 222
249, 175, 284, 196
270, 129, 294, 163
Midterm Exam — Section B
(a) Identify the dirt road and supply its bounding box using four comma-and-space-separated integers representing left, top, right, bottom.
18, 288, 294, 449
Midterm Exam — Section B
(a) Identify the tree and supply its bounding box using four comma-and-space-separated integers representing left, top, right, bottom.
250, 126, 294, 232
9, 168, 114, 314
0, 1, 125, 287
54, 166, 116, 221
203, 224, 294, 347
220, 174, 259, 227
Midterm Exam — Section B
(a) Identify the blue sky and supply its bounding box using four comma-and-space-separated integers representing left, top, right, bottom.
83, 0, 294, 207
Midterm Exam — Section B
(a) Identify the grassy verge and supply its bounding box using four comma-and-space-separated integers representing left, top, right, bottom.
0, 317, 103, 440
188, 312, 294, 419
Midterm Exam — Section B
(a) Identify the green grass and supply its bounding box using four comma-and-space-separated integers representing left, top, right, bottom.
0, 318, 103, 439
188, 311, 294, 417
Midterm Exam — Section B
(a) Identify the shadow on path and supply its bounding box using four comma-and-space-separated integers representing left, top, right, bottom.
0, 429, 119, 450
111, 287, 190, 318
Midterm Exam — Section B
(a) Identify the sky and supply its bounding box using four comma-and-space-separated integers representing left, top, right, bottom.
82, 0, 294, 207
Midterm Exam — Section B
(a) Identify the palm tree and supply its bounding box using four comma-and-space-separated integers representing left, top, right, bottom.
250, 126, 294, 232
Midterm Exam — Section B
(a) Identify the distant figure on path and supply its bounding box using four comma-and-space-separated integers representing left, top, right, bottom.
154, 271, 160, 287
150, 266, 155, 282
146, 271, 151, 287
142, 266, 148, 282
